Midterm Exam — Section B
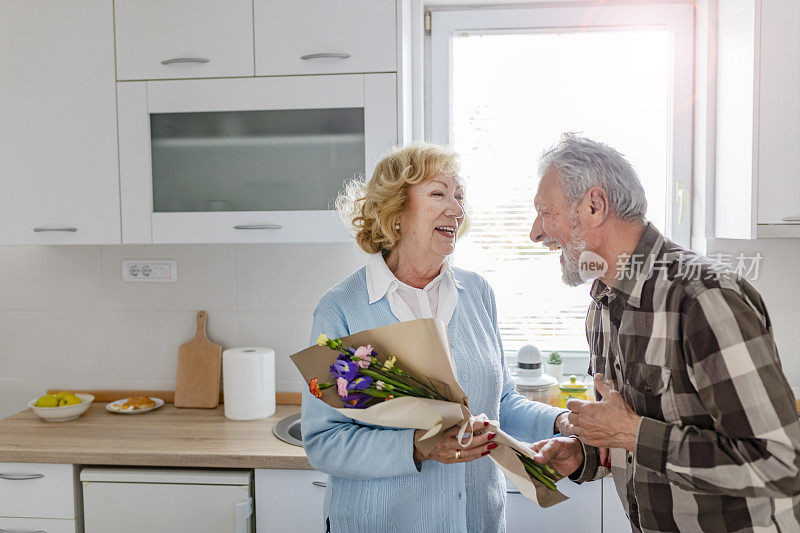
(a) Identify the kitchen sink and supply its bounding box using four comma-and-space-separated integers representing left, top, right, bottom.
273, 413, 302, 447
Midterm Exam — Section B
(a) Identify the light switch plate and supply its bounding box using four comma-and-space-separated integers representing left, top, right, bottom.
122, 260, 178, 282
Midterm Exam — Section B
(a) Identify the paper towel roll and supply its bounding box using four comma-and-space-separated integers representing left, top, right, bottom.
223, 347, 276, 421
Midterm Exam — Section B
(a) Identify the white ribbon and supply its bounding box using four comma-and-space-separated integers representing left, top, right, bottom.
456, 413, 494, 448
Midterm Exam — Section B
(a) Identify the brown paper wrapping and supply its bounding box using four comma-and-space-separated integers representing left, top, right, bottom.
290, 318, 567, 507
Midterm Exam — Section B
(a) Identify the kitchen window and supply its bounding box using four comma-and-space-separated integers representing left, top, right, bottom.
428, 4, 694, 355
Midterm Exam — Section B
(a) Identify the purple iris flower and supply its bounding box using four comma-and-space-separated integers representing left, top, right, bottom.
330, 359, 359, 381
341, 392, 371, 408
347, 376, 373, 391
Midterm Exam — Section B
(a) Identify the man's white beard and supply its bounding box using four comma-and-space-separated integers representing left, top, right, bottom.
561, 210, 587, 287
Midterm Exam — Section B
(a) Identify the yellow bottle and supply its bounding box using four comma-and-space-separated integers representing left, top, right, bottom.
558, 375, 589, 407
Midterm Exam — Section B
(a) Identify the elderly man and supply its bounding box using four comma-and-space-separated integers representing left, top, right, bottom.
529, 134, 800, 532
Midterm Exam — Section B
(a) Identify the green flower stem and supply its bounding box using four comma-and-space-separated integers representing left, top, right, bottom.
522, 461, 558, 491
359, 388, 395, 399
360, 370, 423, 396
516, 452, 561, 484
370, 361, 445, 399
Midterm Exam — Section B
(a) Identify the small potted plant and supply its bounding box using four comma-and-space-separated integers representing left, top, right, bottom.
546, 351, 563, 383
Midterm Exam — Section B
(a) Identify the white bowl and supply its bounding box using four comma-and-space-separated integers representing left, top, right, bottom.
28, 393, 95, 422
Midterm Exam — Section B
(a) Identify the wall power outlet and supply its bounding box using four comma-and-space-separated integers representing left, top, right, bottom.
122, 260, 178, 282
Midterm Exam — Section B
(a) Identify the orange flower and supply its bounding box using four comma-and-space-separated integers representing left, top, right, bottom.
309, 378, 323, 399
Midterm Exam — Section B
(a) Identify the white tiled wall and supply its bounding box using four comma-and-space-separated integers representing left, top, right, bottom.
0, 243, 365, 418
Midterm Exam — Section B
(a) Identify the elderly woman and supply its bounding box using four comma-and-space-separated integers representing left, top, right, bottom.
302, 142, 568, 532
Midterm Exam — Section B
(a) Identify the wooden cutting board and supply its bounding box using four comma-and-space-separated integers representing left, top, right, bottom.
174, 311, 222, 408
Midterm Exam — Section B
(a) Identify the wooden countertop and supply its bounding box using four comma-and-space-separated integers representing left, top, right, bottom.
0, 403, 311, 470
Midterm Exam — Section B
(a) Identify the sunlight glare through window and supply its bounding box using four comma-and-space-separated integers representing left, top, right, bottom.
451, 30, 669, 353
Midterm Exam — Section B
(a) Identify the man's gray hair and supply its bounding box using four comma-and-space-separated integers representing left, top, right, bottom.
538, 133, 647, 221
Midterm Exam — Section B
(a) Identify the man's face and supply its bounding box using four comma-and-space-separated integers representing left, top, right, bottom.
530, 167, 587, 286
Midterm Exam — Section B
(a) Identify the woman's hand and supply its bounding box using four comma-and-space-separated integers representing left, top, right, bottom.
414, 419, 497, 464
530, 436, 584, 477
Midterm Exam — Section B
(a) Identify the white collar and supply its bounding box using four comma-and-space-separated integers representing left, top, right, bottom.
366, 253, 463, 304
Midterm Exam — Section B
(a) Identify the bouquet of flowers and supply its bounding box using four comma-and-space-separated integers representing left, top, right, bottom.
291, 318, 568, 507
309, 334, 449, 408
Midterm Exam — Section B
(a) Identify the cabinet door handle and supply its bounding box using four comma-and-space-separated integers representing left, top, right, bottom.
160, 57, 210, 65
33, 227, 77, 233
782, 216, 800, 222
233, 224, 282, 230
234, 497, 253, 533
312, 480, 328, 488
506, 488, 521, 494
300, 52, 351, 60
0, 473, 44, 480
0, 529, 46, 533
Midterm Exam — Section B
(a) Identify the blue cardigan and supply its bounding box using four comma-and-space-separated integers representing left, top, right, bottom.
301, 266, 565, 532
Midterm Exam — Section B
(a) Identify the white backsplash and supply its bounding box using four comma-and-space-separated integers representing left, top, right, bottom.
0, 243, 365, 418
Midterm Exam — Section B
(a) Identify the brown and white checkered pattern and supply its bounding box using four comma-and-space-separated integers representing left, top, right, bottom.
571, 223, 800, 532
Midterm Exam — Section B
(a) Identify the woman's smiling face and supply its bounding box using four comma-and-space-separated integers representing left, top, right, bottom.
396, 173, 466, 261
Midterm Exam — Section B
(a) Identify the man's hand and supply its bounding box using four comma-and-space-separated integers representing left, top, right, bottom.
530, 437, 584, 477
566, 374, 641, 452
554, 412, 573, 436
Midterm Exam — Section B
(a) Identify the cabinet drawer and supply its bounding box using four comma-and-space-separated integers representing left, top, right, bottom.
115, 0, 254, 80
254, 0, 396, 76
0, 517, 77, 533
0, 463, 76, 519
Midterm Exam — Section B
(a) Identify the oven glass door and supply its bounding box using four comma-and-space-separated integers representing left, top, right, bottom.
150, 107, 365, 213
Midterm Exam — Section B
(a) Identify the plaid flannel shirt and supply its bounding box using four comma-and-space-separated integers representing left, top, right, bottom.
571, 223, 800, 532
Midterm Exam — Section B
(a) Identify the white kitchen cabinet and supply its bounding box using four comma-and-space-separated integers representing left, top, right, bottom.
114, 0, 254, 81
603, 477, 631, 533
0, 0, 121, 245
255, 468, 327, 532
0, 463, 79, 532
506, 476, 602, 532
715, 0, 800, 239
118, 73, 397, 244
0, 517, 78, 533
254, 0, 396, 76
82, 468, 253, 533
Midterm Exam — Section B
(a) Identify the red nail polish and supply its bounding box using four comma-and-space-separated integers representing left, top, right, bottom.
484, 421, 489, 426
481, 451, 490, 456
488, 432, 496, 440
487, 442, 498, 450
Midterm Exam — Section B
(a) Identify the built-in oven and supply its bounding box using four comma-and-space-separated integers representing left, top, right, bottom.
117, 74, 397, 243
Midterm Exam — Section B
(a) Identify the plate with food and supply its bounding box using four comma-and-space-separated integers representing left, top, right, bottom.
106, 396, 164, 414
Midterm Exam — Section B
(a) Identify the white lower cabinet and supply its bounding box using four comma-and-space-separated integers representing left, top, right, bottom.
0, 463, 77, 521
81, 468, 253, 533
0, 517, 77, 533
255, 469, 327, 532
506, 476, 601, 532
603, 477, 631, 533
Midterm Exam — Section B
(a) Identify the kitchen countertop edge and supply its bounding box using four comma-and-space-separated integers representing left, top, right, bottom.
0, 403, 312, 470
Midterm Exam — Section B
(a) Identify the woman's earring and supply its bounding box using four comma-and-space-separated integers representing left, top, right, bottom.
394, 222, 400, 230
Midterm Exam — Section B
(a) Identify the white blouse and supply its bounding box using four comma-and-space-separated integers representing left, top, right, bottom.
365, 253, 462, 325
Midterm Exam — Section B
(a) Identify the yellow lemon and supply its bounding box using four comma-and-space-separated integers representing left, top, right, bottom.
35, 394, 58, 408
63, 394, 82, 406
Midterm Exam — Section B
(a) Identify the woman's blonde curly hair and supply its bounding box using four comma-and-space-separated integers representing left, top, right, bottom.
336, 142, 470, 254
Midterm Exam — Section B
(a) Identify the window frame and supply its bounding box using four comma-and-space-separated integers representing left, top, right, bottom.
426, 3, 695, 246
